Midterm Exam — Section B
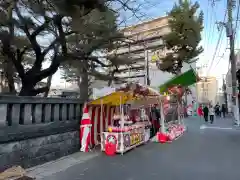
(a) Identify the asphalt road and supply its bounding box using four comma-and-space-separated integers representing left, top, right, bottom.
42, 116, 240, 180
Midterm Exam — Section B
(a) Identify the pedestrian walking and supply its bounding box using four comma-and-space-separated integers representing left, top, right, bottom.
209, 105, 214, 124
197, 105, 203, 120
221, 104, 226, 118
215, 103, 220, 117
203, 105, 209, 122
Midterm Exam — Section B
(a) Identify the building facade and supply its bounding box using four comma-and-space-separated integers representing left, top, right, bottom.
196, 76, 218, 105
92, 16, 197, 104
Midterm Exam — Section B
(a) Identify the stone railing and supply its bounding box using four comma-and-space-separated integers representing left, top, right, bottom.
0, 95, 84, 171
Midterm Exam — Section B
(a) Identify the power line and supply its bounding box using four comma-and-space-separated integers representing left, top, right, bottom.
234, 0, 240, 47
205, 3, 216, 58
207, 9, 227, 74
208, 2, 218, 48
212, 48, 228, 69
203, 0, 210, 56
212, 0, 239, 72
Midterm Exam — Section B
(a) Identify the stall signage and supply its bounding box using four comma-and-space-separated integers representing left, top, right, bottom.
130, 133, 142, 146
106, 134, 117, 145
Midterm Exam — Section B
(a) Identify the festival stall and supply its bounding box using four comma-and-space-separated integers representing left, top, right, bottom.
157, 87, 186, 142
88, 83, 163, 154
157, 68, 200, 142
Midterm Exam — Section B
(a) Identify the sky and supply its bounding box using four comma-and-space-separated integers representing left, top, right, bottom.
122, 0, 234, 77
51, 0, 237, 88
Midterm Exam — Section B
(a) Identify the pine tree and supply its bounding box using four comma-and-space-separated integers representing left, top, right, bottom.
60, 9, 144, 101
157, 0, 204, 74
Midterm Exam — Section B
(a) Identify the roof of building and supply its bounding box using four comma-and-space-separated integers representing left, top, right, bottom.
120, 16, 168, 32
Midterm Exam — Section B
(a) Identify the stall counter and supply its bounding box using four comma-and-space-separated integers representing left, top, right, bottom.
101, 123, 150, 154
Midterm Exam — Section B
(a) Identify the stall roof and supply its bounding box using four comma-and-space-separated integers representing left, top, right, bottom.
116, 82, 161, 96
89, 83, 163, 106
88, 91, 132, 106
159, 68, 200, 93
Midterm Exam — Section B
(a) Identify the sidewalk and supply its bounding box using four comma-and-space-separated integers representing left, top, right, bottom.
26, 151, 100, 179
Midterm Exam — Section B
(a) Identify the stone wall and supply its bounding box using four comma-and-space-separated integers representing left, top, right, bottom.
0, 95, 83, 171
0, 131, 79, 171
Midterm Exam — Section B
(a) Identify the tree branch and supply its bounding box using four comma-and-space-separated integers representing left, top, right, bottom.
42, 31, 76, 56
36, 51, 62, 82
31, 18, 51, 38
87, 56, 109, 67
54, 15, 67, 55
31, 86, 49, 96
17, 46, 29, 62
116, 66, 145, 73
14, 5, 42, 68
0, 32, 25, 78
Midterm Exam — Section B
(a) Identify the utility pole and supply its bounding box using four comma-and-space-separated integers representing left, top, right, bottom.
226, 0, 239, 124
227, 0, 237, 105
144, 49, 150, 86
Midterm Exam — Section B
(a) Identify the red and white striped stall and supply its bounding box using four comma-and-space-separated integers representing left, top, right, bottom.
87, 83, 163, 154
87, 105, 117, 147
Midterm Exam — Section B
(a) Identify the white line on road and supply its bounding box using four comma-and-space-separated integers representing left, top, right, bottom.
200, 125, 233, 130
200, 125, 206, 129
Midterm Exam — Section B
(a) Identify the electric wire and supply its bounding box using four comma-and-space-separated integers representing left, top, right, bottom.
203, 0, 210, 58
215, 0, 240, 72
208, 2, 218, 50
206, 9, 227, 75
205, 2, 215, 59
213, 0, 240, 84
234, 0, 240, 48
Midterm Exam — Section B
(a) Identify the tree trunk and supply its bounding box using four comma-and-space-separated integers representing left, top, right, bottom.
79, 72, 89, 102
3, 61, 16, 94
19, 84, 35, 96
5, 2, 16, 94
78, 60, 89, 102
18, 75, 37, 96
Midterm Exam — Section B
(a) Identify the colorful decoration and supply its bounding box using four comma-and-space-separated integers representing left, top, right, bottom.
167, 85, 184, 96
106, 134, 117, 145
116, 82, 157, 98
166, 124, 186, 141
157, 132, 168, 143
130, 133, 142, 145
124, 134, 131, 147
108, 127, 113, 132
80, 104, 92, 152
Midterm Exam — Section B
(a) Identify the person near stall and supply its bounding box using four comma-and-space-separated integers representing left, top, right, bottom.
113, 109, 121, 127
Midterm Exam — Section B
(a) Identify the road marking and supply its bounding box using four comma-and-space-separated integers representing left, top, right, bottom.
200, 125, 206, 129
200, 125, 233, 130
